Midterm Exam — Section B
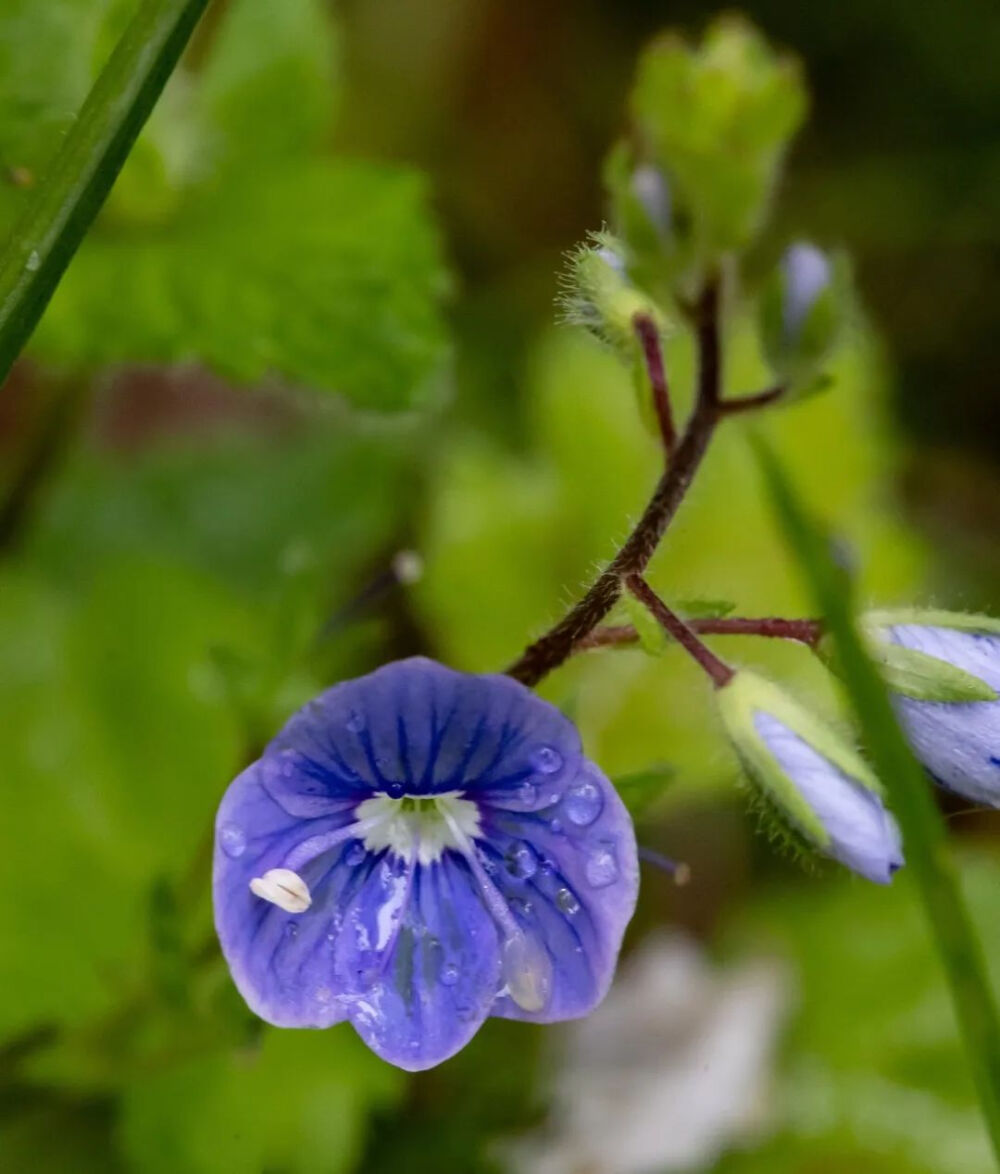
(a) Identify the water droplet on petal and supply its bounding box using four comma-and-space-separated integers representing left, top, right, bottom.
505, 841, 539, 880
531, 745, 563, 775
549, 818, 563, 836
555, 887, 580, 915
219, 823, 246, 858
441, 962, 460, 986
502, 934, 552, 1012
539, 858, 555, 877
386, 781, 405, 799
285, 922, 300, 939
345, 841, 366, 866
25, 249, 40, 272
519, 781, 537, 806
585, 845, 619, 888
564, 780, 603, 827
346, 710, 366, 734
511, 896, 533, 918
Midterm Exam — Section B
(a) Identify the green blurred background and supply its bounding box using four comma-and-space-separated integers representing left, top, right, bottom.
1, 1, 999, 1171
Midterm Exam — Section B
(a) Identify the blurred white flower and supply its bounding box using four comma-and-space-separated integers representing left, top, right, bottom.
508, 933, 792, 1174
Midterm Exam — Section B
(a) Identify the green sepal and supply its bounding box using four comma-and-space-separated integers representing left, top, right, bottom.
717, 669, 883, 851
623, 591, 668, 656
851, 609, 1000, 703
613, 763, 676, 819
676, 598, 736, 619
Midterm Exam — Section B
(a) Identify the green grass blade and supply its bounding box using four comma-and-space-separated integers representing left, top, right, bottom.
755, 435, 1000, 1166
0, 0, 210, 388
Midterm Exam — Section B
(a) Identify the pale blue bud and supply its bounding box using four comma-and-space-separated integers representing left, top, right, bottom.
870, 615, 1000, 806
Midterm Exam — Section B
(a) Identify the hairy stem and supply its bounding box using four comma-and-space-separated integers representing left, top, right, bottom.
624, 575, 734, 687
506, 280, 723, 686
633, 312, 675, 457
576, 615, 823, 651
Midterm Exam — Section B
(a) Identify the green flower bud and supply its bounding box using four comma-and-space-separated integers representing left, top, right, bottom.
630, 16, 807, 264
759, 243, 848, 390
558, 233, 667, 356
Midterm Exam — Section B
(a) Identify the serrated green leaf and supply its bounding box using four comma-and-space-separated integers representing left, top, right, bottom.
32, 160, 450, 410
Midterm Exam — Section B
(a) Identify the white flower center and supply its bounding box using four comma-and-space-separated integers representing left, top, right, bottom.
355, 791, 482, 866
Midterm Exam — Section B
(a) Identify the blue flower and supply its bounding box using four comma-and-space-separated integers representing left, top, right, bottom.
864, 611, 1000, 806
213, 658, 638, 1071
718, 670, 902, 883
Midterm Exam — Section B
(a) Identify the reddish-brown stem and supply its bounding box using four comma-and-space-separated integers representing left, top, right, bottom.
633, 311, 675, 457
719, 384, 785, 415
624, 575, 734, 688
506, 280, 723, 686
576, 615, 824, 651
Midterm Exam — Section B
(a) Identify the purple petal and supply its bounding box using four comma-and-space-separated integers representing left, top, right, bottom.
888, 625, 1000, 806
271, 658, 582, 804
479, 763, 639, 1022
334, 853, 503, 1070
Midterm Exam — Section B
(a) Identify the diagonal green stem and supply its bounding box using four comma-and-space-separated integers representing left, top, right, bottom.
0, 0, 210, 389
757, 437, 1000, 1167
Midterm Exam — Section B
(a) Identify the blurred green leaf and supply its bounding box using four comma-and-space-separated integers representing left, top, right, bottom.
722, 855, 1000, 1174
0, 0, 211, 387
613, 763, 676, 818
32, 160, 450, 410
117, 1027, 403, 1174
1, 0, 449, 411
0, 1, 115, 198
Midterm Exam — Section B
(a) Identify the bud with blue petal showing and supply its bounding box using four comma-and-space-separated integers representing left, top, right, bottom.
860, 609, 1000, 806
559, 232, 666, 357
717, 669, 902, 883
759, 242, 848, 395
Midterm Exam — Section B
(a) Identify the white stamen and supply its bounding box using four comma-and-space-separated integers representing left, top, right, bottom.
250, 868, 312, 913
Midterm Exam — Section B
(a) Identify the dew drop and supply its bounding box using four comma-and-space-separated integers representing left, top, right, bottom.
285, 922, 300, 939
219, 823, 246, 858
511, 896, 533, 918
585, 845, 619, 888
539, 858, 555, 877
555, 887, 580, 915
386, 781, 405, 799
346, 710, 366, 734
25, 249, 40, 272
531, 745, 563, 775
502, 935, 552, 1012
518, 781, 538, 806
504, 841, 539, 880
549, 818, 564, 836
441, 962, 460, 986
345, 841, 366, 866
564, 779, 603, 827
